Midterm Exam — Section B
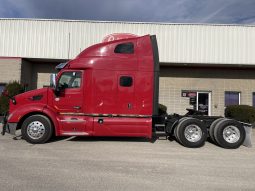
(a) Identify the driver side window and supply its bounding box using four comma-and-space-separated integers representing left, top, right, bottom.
58, 71, 81, 89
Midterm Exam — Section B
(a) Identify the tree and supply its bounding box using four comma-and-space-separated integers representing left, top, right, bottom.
0, 81, 24, 115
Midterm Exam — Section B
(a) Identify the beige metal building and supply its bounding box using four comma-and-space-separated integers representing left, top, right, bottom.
1, 18, 255, 116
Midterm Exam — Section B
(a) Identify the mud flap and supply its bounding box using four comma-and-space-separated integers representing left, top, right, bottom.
243, 125, 252, 147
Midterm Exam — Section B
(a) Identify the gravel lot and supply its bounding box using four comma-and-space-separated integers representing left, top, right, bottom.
0, 124, 254, 191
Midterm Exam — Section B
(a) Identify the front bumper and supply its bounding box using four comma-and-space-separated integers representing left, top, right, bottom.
4, 123, 18, 135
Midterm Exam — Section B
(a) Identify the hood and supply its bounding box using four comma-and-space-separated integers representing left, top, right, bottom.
9, 87, 49, 113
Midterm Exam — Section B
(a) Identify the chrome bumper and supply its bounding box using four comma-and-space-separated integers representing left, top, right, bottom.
4, 123, 18, 135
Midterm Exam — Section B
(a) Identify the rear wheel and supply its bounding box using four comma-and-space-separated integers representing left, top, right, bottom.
174, 117, 191, 142
21, 114, 53, 144
214, 119, 245, 149
209, 118, 225, 143
176, 118, 207, 148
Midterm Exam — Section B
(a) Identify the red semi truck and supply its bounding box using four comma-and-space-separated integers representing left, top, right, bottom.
1, 34, 251, 148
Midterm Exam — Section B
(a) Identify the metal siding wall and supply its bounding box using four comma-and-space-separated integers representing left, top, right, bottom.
0, 20, 67, 59
0, 19, 255, 65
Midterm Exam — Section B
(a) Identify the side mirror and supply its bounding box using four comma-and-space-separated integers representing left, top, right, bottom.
50, 73, 57, 88
55, 87, 61, 97
50, 73, 61, 97
55, 84, 66, 97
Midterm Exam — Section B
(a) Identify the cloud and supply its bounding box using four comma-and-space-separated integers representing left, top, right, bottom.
0, 0, 255, 24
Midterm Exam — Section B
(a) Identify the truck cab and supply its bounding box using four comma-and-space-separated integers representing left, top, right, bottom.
3, 34, 160, 143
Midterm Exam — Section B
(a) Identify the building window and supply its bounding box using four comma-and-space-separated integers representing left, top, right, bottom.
0, 84, 6, 94
225, 91, 240, 106
253, 93, 255, 107
114, 42, 134, 54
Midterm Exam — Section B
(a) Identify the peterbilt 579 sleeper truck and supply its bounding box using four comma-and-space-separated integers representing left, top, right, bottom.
1, 34, 252, 148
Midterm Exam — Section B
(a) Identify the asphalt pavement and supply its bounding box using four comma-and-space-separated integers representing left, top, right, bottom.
0, 125, 255, 191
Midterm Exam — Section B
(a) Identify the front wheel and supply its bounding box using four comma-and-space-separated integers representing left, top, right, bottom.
21, 114, 53, 144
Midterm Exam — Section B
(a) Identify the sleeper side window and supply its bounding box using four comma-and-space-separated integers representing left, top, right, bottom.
120, 76, 133, 87
114, 42, 134, 54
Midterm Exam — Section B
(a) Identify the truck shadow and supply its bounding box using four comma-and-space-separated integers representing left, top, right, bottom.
66, 136, 151, 143
47, 136, 151, 143
13, 134, 173, 144
64, 132, 177, 143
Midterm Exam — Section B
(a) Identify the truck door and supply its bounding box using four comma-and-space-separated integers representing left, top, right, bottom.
53, 71, 87, 135
117, 74, 135, 114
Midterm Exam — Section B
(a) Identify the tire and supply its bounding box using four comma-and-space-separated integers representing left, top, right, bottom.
214, 119, 245, 149
174, 117, 192, 143
174, 125, 179, 142
176, 118, 207, 148
21, 114, 53, 144
209, 118, 225, 143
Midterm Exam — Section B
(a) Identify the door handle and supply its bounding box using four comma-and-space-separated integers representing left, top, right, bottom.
73, 106, 81, 109
128, 103, 132, 109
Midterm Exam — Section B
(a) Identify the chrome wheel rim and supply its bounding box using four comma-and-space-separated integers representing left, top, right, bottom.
27, 121, 45, 140
223, 126, 240, 143
184, 125, 202, 142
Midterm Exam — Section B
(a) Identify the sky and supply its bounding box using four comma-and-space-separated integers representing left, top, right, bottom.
0, 0, 255, 24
